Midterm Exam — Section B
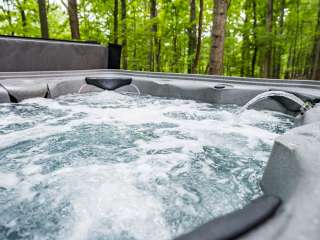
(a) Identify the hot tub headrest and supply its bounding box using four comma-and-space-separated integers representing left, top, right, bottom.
85, 77, 132, 90
175, 195, 281, 240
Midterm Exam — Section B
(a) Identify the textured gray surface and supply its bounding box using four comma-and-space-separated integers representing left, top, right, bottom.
0, 69, 320, 240
0, 37, 108, 71
2, 69, 319, 113
0, 78, 48, 101
243, 111, 320, 240
0, 84, 10, 103
299, 104, 320, 125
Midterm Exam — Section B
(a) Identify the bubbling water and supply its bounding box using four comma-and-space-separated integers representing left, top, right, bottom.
0, 91, 294, 240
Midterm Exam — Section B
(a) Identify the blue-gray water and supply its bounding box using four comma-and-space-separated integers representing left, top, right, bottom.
0, 92, 294, 240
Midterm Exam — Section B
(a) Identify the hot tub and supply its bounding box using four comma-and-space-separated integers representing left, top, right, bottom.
0, 69, 320, 240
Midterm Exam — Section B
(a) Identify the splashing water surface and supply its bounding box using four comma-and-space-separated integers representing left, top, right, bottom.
0, 91, 294, 240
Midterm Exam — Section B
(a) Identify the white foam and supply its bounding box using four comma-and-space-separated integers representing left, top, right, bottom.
49, 165, 171, 240
21, 164, 42, 175
0, 172, 19, 188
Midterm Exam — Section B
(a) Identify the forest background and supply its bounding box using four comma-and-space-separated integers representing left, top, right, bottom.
1, 0, 320, 80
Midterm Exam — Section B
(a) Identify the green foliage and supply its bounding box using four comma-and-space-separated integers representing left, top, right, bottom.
0, 0, 319, 79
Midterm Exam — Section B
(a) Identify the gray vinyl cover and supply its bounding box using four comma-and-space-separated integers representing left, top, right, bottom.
0, 37, 108, 71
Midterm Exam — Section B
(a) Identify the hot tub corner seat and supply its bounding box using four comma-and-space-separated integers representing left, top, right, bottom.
255, 121, 320, 240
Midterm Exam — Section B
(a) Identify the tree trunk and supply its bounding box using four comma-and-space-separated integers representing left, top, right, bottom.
273, 0, 285, 78
37, 0, 49, 39
192, 0, 204, 73
251, 0, 258, 77
208, 0, 229, 75
156, 38, 161, 72
121, 0, 128, 69
291, 0, 300, 79
285, 44, 293, 79
113, 0, 118, 44
2, 0, 15, 35
240, 0, 250, 77
304, 52, 312, 78
149, 0, 158, 71
17, 0, 27, 35
172, 5, 179, 73
67, 0, 80, 39
295, 44, 303, 78
310, 0, 320, 80
263, 0, 273, 78
132, 5, 137, 69
172, 34, 177, 72
187, 0, 197, 73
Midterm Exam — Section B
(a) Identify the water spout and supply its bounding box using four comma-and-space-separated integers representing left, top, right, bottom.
130, 84, 141, 95
78, 84, 87, 94
239, 91, 311, 115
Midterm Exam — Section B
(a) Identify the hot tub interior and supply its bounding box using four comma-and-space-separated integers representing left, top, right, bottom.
0, 67, 320, 240
0, 90, 295, 240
